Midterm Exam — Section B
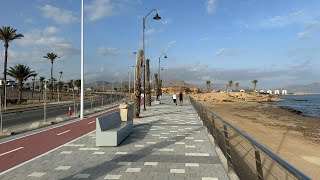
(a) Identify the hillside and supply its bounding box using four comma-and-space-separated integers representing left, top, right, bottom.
278, 82, 320, 93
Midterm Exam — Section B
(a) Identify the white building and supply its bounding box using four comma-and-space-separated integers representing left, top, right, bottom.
282, 90, 288, 95
267, 90, 272, 94
274, 90, 280, 95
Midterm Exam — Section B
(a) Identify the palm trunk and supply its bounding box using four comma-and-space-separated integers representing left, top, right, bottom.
146, 59, 151, 106
3, 45, 8, 108
134, 50, 143, 118
32, 79, 35, 99
154, 74, 159, 100
18, 81, 22, 104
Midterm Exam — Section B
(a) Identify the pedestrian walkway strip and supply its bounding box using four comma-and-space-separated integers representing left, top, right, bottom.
0, 97, 229, 180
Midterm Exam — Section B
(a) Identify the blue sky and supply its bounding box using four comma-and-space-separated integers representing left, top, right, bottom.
0, 0, 320, 89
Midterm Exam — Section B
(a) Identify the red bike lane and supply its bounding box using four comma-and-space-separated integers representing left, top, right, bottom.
0, 108, 119, 174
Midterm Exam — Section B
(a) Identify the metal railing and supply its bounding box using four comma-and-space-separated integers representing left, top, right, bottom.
189, 96, 311, 180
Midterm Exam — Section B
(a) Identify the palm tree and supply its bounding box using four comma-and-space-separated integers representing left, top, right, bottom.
68, 80, 74, 92
235, 82, 239, 91
39, 77, 45, 93
146, 59, 151, 106
252, 80, 258, 92
205, 80, 211, 92
0, 26, 24, 108
74, 79, 81, 95
7, 64, 35, 104
31, 73, 38, 99
227, 80, 233, 91
43, 52, 59, 99
134, 50, 143, 118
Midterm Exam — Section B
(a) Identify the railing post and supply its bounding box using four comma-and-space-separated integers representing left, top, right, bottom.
255, 149, 264, 180
224, 124, 233, 172
212, 115, 218, 146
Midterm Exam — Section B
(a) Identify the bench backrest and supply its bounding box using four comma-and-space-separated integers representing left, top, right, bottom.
97, 112, 121, 131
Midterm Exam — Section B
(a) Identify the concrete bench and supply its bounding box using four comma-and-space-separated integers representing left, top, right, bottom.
96, 103, 133, 146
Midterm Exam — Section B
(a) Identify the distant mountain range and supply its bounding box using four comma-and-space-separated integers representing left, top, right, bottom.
277, 82, 320, 93
86, 80, 320, 93
86, 79, 249, 91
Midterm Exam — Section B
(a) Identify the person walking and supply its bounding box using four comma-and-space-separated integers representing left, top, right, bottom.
179, 92, 183, 106
172, 93, 177, 105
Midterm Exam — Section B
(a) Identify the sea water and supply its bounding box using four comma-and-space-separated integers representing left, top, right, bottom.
271, 94, 320, 117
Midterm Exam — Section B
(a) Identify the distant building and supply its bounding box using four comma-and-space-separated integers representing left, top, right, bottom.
281, 90, 288, 95
240, 89, 245, 92
274, 90, 280, 95
267, 90, 272, 94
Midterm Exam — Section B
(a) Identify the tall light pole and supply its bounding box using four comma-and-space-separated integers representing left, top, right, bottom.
80, 0, 84, 119
58, 71, 63, 102
142, 9, 161, 111
128, 72, 131, 101
158, 53, 167, 83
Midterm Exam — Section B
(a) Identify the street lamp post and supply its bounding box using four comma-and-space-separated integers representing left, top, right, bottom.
80, 0, 84, 119
128, 72, 131, 101
58, 71, 63, 102
142, 9, 161, 111
158, 53, 167, 84
132, 51, 137, 99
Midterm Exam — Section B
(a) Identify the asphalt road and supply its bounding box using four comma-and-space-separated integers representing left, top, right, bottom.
1, 93, 124, 128
0, 108, 119, 174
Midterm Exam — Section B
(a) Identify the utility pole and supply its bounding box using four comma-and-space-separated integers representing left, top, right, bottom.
128, 72, 131, 101
44, 81, 47, 122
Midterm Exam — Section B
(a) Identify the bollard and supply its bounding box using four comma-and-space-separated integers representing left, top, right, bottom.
68, 107, 72, 116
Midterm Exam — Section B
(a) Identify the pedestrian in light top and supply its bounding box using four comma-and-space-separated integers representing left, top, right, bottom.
172, 93, 177, 105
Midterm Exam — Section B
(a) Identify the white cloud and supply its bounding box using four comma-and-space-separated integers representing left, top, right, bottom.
97, 46, 120, 56
40, 4, 77, 24
15, 27, 79, 58
164, 40, 176, 52
43, 26, 59, 34
259, 10, 311, 28
215, 48, 247, 57
207, 0, 217, 14
161, 18, 173, 25
85, 0, 115, 21
200, 37, 209, 41
297, 21, 320, 39
145, 28, 159, 36
215, 48, 225, 56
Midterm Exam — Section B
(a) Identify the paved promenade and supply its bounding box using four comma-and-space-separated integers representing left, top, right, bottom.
1, 97, 229, 180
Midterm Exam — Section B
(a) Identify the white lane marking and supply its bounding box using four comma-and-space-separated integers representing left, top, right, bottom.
0, 130, 95, 176
88, 121, 95, 124
56, 130, 71, 136
0, 147, 24, 157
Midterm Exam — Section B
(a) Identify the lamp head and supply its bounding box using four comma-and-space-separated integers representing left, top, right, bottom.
164, 55, 167, 58
153, 13, 161, 20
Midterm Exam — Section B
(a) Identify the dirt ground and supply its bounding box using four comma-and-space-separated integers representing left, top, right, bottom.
192, 92, 320, 179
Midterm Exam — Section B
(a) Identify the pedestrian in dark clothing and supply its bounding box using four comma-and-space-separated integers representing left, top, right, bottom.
179, 92, 183, 106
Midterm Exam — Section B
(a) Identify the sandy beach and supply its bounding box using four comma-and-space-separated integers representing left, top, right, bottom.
192, 92, 320, 179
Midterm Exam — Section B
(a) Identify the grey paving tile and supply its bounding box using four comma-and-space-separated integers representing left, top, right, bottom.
1, 96, 228, 180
